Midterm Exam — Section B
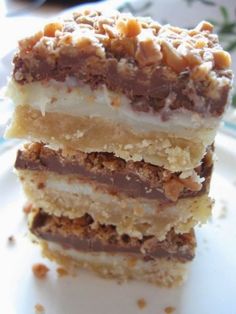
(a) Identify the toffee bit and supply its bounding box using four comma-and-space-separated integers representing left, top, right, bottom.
164, 306, 176, 313
137, 298, 147, 309
32, 263, 49, 279
23, 202, 33, 214
34, 303, 45, 314
56, 267, 68, 277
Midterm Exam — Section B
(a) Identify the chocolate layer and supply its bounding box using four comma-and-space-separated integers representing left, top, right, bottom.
13, 10, 232, 118
13, 54, 232, 117
31, 210, 196, 262
15, 143, 213, 202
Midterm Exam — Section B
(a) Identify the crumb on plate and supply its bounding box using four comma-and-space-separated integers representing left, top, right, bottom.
56, 267, 68, 277
34, 303, 45, 314
137, 298, 147, 309
32, 263, 49, 279
23, 202, 33, 214
218, 203, 228, 219
7, 235, 15, 244
164, 306, 176, 313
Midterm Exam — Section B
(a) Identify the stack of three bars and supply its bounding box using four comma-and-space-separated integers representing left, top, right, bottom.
6, 10, 232, 287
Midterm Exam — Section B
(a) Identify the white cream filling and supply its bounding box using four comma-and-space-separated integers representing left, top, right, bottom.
46, 242, 188, 274
47, 242, 134, 266
46, 178, 157, 214
45, 177, 180, 217
6, 78, 219, 135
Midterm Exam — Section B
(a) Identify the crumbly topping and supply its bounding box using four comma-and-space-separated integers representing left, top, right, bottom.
16, 9, 230, 74
32, 210, 196, 261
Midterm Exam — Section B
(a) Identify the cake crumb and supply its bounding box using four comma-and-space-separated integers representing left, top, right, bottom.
164, 306, 175, 313
56, 267, 68, 277
137, 298, 147, 309
37, 182, 45, 189
23, 202, 33, 214
218, 204, 227, 219
7, 235, 15, 244
34, 303, 45, 314
32, 263, 49, 279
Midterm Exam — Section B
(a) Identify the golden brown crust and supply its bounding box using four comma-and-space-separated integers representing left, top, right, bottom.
6, 105, 214, 171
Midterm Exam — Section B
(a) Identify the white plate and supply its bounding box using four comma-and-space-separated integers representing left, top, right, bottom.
0, 132, 236, 314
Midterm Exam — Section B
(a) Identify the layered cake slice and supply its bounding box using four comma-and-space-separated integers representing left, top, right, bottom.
5, 10, 232, 171
29, 209, 196, 287
5, 9, 233, 287
16, 142, 213, 240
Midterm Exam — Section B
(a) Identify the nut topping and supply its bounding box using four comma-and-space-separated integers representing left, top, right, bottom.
116, 18, 142, 37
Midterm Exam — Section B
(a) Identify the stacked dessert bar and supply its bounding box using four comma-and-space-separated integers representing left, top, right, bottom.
5, 10, 232, 286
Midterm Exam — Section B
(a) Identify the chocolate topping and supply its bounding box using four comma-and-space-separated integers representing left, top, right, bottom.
12, 10, 233, 117
15, 143, 213, 202
31, 210, 196, 262
13, 53, 232, 117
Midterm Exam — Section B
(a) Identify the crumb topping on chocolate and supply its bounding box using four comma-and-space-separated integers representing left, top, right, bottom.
12, 10, 233, 117
31, 210, 196, 262
15, 143, 213, 202
16, 10, 231, 72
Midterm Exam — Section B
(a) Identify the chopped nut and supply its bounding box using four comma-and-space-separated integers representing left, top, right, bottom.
163, 178, 184, 201
161, 40, 187, 73
32, 263, 49, 279
179, 176, 202, 191
194, 39, 207, 49
164, 306, 176, 313
110, 37, 136, 57
19, 31, 43, 53
177, 43, 202, 67
117, 18, 141, 37
23, 202, 33, 214
195, 21, 213, 32
213, 50, 231, 69
188, 29, 198, 37
185, 52, 202, 67
137, 298, 147, 309
191, 61, 213, 80
169, 26, 183, 34
44, 22, 63, 37
58, 34, 72, 46
75, 14, 94, 26
103, 24, 118, 38
136, 38, 162, 66
26, 142, 42, 154
34, 303, 45, 314
56, 267, 68, 277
